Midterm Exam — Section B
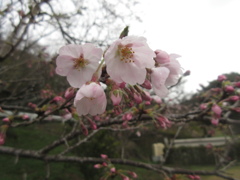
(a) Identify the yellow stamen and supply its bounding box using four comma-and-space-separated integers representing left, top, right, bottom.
118, 45, 135, 63
73, 55, 89, 70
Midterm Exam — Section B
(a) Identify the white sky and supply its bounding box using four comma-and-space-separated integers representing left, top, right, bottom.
129, 0, 240, 93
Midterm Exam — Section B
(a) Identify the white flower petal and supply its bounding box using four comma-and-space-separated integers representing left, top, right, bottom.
67, 69, 87, 88
55, 55, 74, 76
59, 44, 82, 58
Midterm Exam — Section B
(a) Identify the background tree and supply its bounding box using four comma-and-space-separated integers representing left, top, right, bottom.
0, 1, 240, 180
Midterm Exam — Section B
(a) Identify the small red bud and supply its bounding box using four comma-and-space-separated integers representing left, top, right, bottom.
100, 154, 108, 159
224, 85, 234, 93
217, 75, 227, 82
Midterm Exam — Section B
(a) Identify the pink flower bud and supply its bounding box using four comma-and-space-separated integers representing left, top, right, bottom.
145, 101, 151, 105
183, 70, 191, 76
141, 79, 152, 89
94, 164, 102, 169
28, 102, 37, 109
194, 175, 201, 180
187, 175, 195, 180
227, 96, 239, 102
0, 133, 5, 145
211, 104, 222, 118
90, 122, 97, 130
64, 87, 75, 99
117, 82, 126, 88
121, 176, 130, 180
81, 124, 88, 136
231, 107, 240, 112
102, 162, 108, 167
128, 171, 138, 178
22, 114, 29, 120
211, 118, 219, 126
2, 117, 10, 122
94, 116, 101, 121
217, 75, 227, 82
110, 167, 116, 173
156, 115, 171, 129
224, 85, 234, 93
86, 117, 97, 130
133, 93, 142, 104
141, 91, 152, 101
200, 103, 207, 110
122, 113, 133, 121
110, 91, 122, 106
101, 154, 108, 159
234, 81, 240, 88
52, 96, 64, 102
154, 49, 170, 64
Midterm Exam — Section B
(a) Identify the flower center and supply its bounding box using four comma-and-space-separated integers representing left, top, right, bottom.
118, 45, 135, 63
73, 55, 89, 70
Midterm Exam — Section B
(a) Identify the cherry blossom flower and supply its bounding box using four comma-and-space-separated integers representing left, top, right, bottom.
155, 50, 182, 86
74, 82, 107, 115
56, 44, 103, 88
104, 36, 156, 85
162, 57, 182, 86
151, 67, 170, 97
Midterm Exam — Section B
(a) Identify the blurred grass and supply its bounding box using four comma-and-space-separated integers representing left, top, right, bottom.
1, 122, 239, 180
0, 122, 86, 180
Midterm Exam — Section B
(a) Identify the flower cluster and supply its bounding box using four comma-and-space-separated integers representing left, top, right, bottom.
94, 154, 137, 180
198, 74, 240, 126
55, 34, 182, 116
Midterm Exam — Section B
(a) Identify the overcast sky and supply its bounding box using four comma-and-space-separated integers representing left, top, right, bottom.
129, 0, 240, 93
